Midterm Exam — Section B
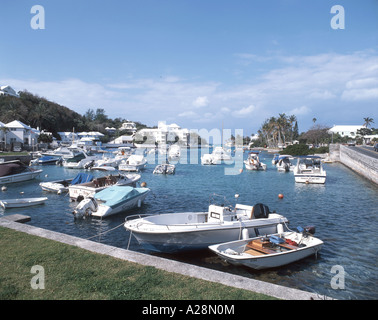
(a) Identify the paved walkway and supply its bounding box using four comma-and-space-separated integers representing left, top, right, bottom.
0, 215, 329, 300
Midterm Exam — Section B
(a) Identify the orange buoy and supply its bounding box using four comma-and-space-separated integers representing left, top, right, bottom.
278, 193, 284, 199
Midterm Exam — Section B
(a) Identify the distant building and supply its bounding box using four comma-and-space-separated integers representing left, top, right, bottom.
138, 121, 189, 145
120, 121, 137, 135
105, 127, 117, 135
0, 85, 19, 98
328, 125, 365, 138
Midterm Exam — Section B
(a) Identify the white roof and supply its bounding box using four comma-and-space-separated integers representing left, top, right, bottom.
329, 125, 364, 131
6, 120, 31, 130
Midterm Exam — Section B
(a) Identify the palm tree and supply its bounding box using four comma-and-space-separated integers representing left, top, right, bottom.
363, 117, 374, 128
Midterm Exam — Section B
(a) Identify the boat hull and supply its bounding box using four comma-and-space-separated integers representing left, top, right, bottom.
125, 212, 286, 253
294, 174, 326, 184
92, 190, 150, 218
0, 169, 43, 184
209, 233, 323, 270
0, 197, 48, 209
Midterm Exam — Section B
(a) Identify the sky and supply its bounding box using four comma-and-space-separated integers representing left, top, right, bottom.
1, 0, 377, 135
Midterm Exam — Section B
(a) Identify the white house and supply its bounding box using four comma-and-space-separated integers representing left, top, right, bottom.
57, 131, 79, 144
328, 125, 365, 138
5, 120, 33, 146
0, 85, 19, 98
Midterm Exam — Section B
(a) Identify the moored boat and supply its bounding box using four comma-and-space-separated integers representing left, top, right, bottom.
153, 163, 175, 174
118, 154, 147, 172
208, 227, 323, 270
73, 185, 150, 218
0, 197, 48, 209
294, 156, 326, 184
68, 173, 141, 201
124, 198, 289, 253
0, 160, 43, 184
244, 151, 267, 170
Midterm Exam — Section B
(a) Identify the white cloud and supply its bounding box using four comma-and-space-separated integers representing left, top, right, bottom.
2, 50, 377, 132
233, 105, 256, 117
287, 105, 311, 116
192, 96, 209, 108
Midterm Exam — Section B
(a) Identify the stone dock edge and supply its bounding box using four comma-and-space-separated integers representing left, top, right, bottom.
0, 215, 332, 300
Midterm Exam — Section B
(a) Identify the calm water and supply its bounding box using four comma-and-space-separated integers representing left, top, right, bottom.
1, 148, 377, 300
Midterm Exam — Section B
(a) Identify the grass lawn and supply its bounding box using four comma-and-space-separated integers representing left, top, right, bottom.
0, 227, 277, 300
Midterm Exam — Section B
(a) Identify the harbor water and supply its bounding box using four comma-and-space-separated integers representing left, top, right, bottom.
1, 148, 377, 300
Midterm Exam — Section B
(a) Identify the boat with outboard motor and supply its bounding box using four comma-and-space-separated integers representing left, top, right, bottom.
209, 226, 323, 270
124, 195, 289, 253
73, 185, 150, 218
244, 151, 267, 170
276, 155, 295, 172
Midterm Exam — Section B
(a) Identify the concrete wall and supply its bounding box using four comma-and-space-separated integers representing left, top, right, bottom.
330, 144, 378, 185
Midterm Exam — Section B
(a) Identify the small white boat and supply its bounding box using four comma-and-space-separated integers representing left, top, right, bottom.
201, 154, 220, 165
30, 155, 62, 165
118, 155, 147, 172
211, 146, 232, 161
68, 173, 141, 201
168, 145, 181, 161
0, 197, 48, 209
276, 155, 295, 172
153, 163, 175, 174
73, 185, 150, 219
124, 197, 289, 253
39, 172, 93, 194
62, 151, 100, 169
209, 229, 323, 270
0, 160, 43, 185
42, 146, 83, 159
294, 156, 326, 184
244, 151, 267, 170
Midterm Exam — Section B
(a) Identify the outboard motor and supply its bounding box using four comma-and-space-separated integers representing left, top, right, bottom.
73, 197, 98, 219
304, 226, 316, 235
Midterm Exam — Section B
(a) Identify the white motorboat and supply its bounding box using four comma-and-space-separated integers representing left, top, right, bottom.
294, 156, 326, 184
209, 228, 323, 270
0, 160, 43, 184
0, 197, 48, 209
276, 155, 295, 172
62, 151, 100, 169
30, 155, 62, 165
73, 185, 150, 219
124, 198, 289, 253
244, 151, 267, 170
201, 154, 220, 165
211, 146, 232, 161
39, 172, 93, 194
118, 155, 147, 172
69, 173, 141, 201
153, 163, 175, 174
41, 146, 82, 159
168, 145, 181, 161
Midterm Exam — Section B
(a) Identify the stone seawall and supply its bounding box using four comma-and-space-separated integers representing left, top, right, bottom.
330, 144, 378, 185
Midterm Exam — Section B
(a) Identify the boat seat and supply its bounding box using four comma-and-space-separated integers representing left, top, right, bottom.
244, 248, 266, 256
245, 240, 276, 254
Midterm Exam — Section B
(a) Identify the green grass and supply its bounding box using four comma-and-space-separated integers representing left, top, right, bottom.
0, 227, 277, 300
